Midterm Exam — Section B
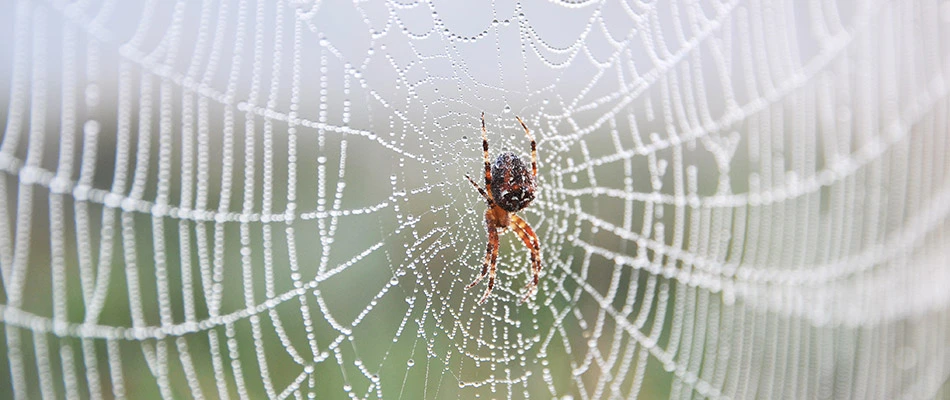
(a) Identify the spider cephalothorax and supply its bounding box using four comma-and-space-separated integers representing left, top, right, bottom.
464, 112, 542, 304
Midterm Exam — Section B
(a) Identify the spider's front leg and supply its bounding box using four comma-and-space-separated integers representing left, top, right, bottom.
477, 226, 500, 304
510, 214, 542, 303
465, 228, 492, 289
467, 211, 500, 304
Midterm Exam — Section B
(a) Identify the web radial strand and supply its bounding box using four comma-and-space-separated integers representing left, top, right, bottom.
1, 0, 950, 399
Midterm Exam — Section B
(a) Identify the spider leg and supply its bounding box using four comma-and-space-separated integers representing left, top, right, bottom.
466, 211, 494, 289
516, 116, 538, 179
481, 112, 494, 197
510, 214, 542, 303
474, 224, 500, 304
465, 240, 490, 289
465, 174, 493, 206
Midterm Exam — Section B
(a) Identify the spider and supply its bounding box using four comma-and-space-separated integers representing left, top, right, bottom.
464, 112, 542, 305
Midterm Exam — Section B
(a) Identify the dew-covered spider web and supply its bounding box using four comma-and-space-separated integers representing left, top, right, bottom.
2, 0, 950, 398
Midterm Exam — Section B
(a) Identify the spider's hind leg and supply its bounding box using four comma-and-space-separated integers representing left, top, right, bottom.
465, 174, 493, 206
516, 116, 538, 179
481, 112, 494, 194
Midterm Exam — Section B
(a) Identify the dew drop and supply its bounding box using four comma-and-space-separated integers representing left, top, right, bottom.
84, 120, 100, 136
503, 105, 511, 113
407, 359, 415, 367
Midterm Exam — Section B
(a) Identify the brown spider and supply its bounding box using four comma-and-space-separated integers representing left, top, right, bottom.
465, 112, 542, 305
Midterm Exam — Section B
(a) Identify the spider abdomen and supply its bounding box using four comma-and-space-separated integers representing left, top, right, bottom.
490, 152, 536, 212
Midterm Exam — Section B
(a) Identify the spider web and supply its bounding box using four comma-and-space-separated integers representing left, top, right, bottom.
2, 0, 950, 398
